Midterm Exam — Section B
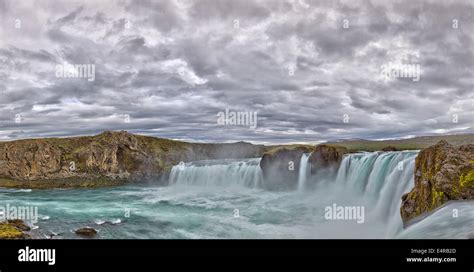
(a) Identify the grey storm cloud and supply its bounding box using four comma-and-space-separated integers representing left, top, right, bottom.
0, 0, 472, 144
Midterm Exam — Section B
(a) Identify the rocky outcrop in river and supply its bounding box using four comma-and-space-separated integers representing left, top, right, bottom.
400, 140, 474, 224
259, 145, 347, 190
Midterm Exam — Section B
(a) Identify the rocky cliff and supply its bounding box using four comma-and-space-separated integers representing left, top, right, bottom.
259, 144, 347, 190
400, 140, 474, 224
0, 131, 267, 188
308, 145, 347, 177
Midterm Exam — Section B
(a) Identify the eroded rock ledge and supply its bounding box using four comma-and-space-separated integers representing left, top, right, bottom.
259, 145, 348, 190
400, 140, 474, 224
0, 131, 267, 188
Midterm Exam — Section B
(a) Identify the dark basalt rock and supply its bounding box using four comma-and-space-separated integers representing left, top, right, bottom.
308, 145, 348, 178
75, 227, 98, 238
6, 219, 31, 231
260, 146, 313, 190
259, 145, 347, 190
382, 146, 398, 151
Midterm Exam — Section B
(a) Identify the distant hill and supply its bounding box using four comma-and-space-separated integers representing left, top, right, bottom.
324, 134, 474, 152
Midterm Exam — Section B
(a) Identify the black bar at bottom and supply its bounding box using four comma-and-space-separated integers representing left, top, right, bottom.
0, 239, 472, 270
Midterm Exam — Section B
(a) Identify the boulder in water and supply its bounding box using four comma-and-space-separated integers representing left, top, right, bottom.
6, 219, 31, 231
75, 227, 97, 238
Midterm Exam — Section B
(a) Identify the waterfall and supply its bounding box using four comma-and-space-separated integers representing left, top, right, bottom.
167, 151, 418, 237
297, 153, 311, 191
333, 151, 418, 236
168, 158, 263, 188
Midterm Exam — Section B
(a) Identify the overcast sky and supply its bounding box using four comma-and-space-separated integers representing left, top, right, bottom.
0, 0, 472, 144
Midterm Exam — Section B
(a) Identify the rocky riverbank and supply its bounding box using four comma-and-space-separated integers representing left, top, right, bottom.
0, 220, 30, 239
400, 140, 474, 224
0, 131, 267, 188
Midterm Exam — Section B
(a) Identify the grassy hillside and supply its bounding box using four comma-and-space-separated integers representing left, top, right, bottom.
325, 134, 474, 152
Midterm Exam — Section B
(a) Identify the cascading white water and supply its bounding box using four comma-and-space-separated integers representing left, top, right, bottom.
168, 158, 263, 188
297, 153, 311, 191
167, 151, 420, 237
333, 151, 419, 237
